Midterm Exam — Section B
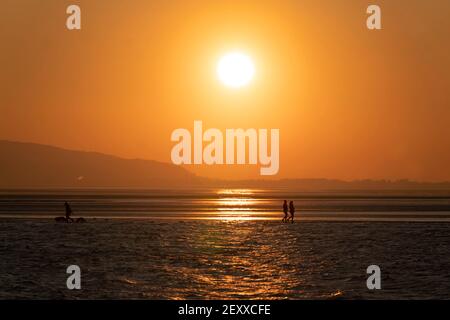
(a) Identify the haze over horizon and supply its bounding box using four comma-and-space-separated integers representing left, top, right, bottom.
1, 140, 450, 187
1, 0, 449, 181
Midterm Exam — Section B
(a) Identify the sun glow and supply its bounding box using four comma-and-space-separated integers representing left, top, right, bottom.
217, 52, 255, 88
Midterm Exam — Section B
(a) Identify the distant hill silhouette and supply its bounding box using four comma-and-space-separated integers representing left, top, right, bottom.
0, 140, 203, 188
1, 140, 449, 190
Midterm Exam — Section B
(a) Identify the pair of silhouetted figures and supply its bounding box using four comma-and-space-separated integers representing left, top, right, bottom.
282, 200, 295, 223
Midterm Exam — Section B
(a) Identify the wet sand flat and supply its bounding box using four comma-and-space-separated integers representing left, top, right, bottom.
1, 219, 450, 299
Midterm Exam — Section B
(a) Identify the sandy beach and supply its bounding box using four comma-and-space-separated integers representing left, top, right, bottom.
1, 218, 450, 299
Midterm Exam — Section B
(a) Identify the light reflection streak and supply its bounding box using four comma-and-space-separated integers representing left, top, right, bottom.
211, 189, 276, 221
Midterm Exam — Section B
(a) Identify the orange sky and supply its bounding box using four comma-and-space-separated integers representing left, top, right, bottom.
1, 0, 449, 181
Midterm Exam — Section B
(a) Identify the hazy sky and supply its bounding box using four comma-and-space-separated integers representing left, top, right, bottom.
1, 0, 449, 181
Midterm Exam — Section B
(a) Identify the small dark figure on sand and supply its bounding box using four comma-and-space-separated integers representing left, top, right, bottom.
282, 200, 289, 222
287, 201, 295, 223
64, 201, 73, 223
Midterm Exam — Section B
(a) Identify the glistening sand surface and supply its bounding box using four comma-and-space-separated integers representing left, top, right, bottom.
1, 219, 450, 299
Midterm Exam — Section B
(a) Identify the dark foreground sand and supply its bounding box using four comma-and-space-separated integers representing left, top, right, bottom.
1, 219, 450, 299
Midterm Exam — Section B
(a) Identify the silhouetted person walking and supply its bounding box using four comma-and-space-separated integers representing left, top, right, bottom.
282, 200, 288, 222
64, 201, 73, 222
288, 201, 295, 223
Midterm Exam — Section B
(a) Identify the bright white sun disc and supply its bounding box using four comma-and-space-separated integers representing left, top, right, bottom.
217, 52, 255, 88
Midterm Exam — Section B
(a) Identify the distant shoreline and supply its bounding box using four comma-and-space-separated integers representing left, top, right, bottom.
2, 211, 450, 223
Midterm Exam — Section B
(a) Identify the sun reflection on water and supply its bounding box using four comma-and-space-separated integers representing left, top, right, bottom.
216, 198, 257, 207
163, 217, 303, 299
216, 189, 258, 195
210, 189, 276, 221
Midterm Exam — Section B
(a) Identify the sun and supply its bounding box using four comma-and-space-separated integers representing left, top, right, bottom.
217, 52, 255, 88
